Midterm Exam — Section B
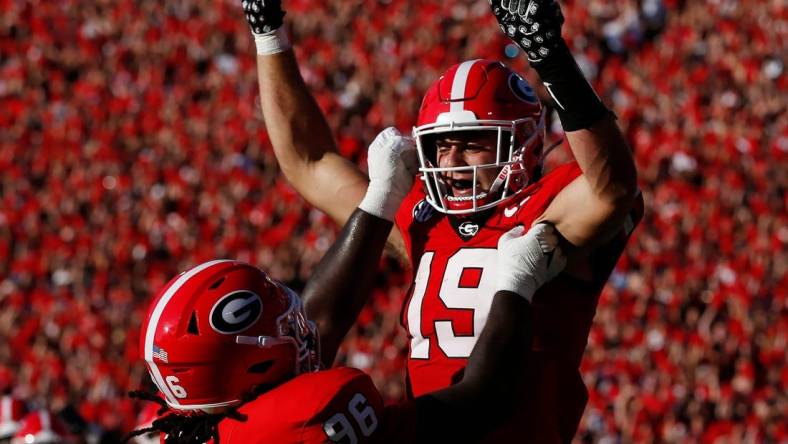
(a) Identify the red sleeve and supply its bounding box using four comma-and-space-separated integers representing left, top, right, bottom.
394, 178, 424, 232
220, 368, 385, 444
537, 162, 583, 196
394, 179, 428, 263
509, 162, 583, 225
298, 368, 386, 443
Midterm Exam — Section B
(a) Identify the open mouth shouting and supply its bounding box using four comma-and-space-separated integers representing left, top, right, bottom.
444, 177, 488, 203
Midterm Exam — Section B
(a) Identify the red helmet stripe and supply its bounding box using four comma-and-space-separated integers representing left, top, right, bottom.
449, 59, 480, 113
144, 259, 234, 405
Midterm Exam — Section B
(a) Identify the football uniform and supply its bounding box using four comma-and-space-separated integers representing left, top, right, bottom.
217, 367, 385, 444
395, 161, 644, 442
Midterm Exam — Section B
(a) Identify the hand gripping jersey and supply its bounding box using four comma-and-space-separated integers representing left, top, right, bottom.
217, 367, 384, 444
395, 161, 644, 443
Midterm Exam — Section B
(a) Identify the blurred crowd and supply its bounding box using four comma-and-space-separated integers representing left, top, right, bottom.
0, 0, 785, 442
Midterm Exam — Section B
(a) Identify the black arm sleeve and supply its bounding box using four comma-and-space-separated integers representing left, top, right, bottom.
301, 209, 393, 368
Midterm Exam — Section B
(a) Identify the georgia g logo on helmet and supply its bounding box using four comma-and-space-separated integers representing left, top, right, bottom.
209, 290, 263, 334
508, 73, 539, 104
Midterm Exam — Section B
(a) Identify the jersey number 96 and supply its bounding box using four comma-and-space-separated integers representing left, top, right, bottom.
323, 392, 379, 443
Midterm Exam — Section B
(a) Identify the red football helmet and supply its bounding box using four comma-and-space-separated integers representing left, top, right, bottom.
413, 59, 545, 214
140, 260, 319, 413
0, 396, 26, 440
10, 411, 69, 444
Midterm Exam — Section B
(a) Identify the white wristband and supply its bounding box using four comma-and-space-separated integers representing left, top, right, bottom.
359, 184, 400, 222
254, 27, 290, 56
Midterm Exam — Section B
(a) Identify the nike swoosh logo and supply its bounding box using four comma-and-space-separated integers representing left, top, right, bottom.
543, 82, 566, 111
504, 195, 532, 218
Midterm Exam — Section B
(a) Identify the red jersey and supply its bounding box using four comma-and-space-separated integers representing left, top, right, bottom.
216, 367, 384, 443
395, 162, 644, 443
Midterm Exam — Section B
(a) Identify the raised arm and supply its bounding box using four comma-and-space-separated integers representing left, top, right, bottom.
238, 1, 370, 223
255, 50, 369, 226
302, 208, 393, 368
301, 128, 418, 367
241, 0, 366, 222
491, 0, 639, 248
240, 0, 409, 259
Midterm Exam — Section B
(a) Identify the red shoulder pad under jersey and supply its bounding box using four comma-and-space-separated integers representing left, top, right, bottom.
504, 162, 583, 224
218, 367, 384, 444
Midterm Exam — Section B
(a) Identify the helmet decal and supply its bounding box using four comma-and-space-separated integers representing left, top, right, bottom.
508, 73, 538, 104
209, 290, 263, 334
412, 199, 436, 223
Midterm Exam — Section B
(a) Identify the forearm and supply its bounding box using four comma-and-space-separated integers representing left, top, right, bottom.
301, 209, 392, 367
535, 43, 637, 203
243, 2, 337, 182
257, 50, 335, 174
256, 50, 369, 223
414, 291, 532, 441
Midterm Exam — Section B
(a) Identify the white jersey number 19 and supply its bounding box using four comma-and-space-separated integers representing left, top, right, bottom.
406, 248, 497, 359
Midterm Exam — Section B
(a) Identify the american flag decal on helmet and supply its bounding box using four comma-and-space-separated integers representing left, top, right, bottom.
152, 344, 169, 363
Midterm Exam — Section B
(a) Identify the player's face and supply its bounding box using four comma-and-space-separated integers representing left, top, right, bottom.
435, 131, 500, 198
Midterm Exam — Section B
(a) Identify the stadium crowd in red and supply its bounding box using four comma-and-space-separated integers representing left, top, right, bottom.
0, 0, 785, 442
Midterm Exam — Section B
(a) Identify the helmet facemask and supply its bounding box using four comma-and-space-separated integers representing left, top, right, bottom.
236, 283, 320, 377
414, 113, 545, 215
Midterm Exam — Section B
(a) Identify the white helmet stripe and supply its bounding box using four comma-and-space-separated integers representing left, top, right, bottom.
144, 259, 234, 406
449, 59, 481, 112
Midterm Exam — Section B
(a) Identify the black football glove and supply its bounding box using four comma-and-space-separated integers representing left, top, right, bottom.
241, 0, 286, 35
489, 0, 565, 65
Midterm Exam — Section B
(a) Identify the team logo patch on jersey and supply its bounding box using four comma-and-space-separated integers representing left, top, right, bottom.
458, 221, 480, 238
508, 73, 538, 104
210, 290, 263, 334
413, 199, 435, 223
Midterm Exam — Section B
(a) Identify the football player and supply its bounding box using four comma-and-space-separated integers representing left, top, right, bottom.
245, 0, 644, 441
125, 130, 566, 443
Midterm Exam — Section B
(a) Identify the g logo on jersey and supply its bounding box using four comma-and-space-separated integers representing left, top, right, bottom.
508, 73, 538, 104
458, 221, 480, 237
413, 199, 435, 223
210, 290, 263, 334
